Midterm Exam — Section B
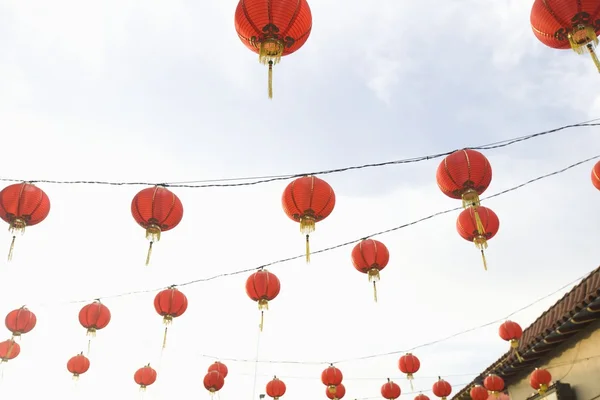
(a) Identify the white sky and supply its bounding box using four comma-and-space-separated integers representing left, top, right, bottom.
0, 0, 600, 400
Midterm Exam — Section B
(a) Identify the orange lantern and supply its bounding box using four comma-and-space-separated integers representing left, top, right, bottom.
470, 385, 488, 400
0, 339, 20, 363
208, 361, 229, 378
204, 370, 225, 394
282, 175, 335, 262
0, 182, 51, 261
266, 376, 287, 400
530, 368, 552, 395
381, 378, 401, 400
326, 383, 346, 400
398, 353, 420, 390
484, 374, 505, 397
456, 206, 499, 270
134, 363, 157, 391
531, 0, 600, 72
154, 286, 188, 348
351, 239, 390, 302
234, 0, 313, 98
131, 185, 184, 265
246, 269, 280, 331
67, 352, 90, 380
5, 306, 36, 338
432, 377, 452, 400
321, 364, 343, 394
499, 320, 524, 362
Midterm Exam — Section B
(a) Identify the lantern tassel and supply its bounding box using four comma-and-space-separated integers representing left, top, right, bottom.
87, 339, 91, 356
587, 43, 600, 73
305, 234, 310, 263
473, 207, 486, 237
7, 235, 16, 261
372, 281, 378, 302
146, 241, 154, 266
259, 310, 264, 332
408, 374, 414, 391
480, 249, 488, 271
268, 61, 273, 99
162, 326, 168, 349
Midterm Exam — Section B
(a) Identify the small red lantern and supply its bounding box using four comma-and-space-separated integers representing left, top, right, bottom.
208, 361, 228, 378
67, 352, 90, 380
415, 395, 430, 400
204, 370, 225, 393
321, 364, 343, 394
134, 363, 157, 391
282, 176, 335, 262
530, 368, 552, 395
499, 320, 524, 362
470, 385, 488, 400
5, 306, 37, 338
381, 378, 401, 400
154, 286, 188, 348
0, 339, 20, 363
326, 384, 345, 400
592, 160, 600, 190
531, 0, 600, 72
432, 377, 452, 400
484, 374, 505, 396
398, 353, 420, 390
131, 185, 184, 265
246, 269, 281, 331
351, 239, 390, 302
456, 206, 499, 270
79, 300, 111, 355
234, 0, 313, 98
266, 376, 287, 399
436, 149, 492, 208
0, 182, 50, 261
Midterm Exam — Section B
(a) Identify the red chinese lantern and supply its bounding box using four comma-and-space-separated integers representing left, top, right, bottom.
531, 0, 600, 72
204, 370, 225, 393
436, 149, 492, 208
282, 175, 335, 262
381, 378, 401, 400
234, 0, 313, 98
208, 361, 229, 378
530, 368, 552, 395
266, 376, 287, 400
351, 239, 390, 302
0, 182, 50, 261
470, 385, 488, 400
432, 377, 452, 400
154, 286, 188, 348
499, 320, 524, 362
593, 160, 600, 190
131, 185, 184, 265
398, 353, 420, 390
78, 300, 111, 355
134, 363, 157, 391
484, 374, 505, 396
326, 384, 346, 400
5, 306, 36, 338
246, 269, 280, 331
0, 339, 20, 363
321, 364, 343, 394
456, 206, 499, 270
67, 352, 90, 380
415, 395, 430, 400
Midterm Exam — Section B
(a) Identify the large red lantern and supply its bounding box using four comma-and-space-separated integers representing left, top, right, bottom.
484, 374, 505, 396
154, 286, 188, 348
381, 378, 401, 400
436, 149, 492, 208
530, 368, 552, 395
208, 361, 229, 378
234, 0, 313, 98
67, 352, 90, 379
0, 182, 50, 261
134, 363, 157, 391
282, 175, 335, 262
351, 239, 390, 302
470, 385, 488, 400
266, 376, 287, 400
5, 306, 37, 338
531, 0, 600, 72
432, 377, 452, 400
246, 269, 280, 331
398, 353, 420, 390
0, 339, 20, 363
456, 206, 499, 270
321, 364, 343, 394
326, 384, 345, 400
499, 320, 524, 362
204, 370, 225, 393
131, 185, 183, 265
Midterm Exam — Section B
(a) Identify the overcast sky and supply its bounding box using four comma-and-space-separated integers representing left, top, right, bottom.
0, 1, 599, 399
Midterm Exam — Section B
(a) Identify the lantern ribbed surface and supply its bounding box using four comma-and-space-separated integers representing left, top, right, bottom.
282, 176, 335, 223
456, 206, 499, 242
0, 183, 50, 226
131, 186, 183, 232
436, 150, 492, 200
